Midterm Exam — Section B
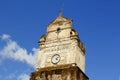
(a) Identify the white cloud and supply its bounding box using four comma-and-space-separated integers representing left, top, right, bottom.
0, 34, 38, 68
17, 74, 30, 80
0, 34, 10, 40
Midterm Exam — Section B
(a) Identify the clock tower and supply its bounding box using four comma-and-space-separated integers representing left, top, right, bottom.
30, 13, 89, 80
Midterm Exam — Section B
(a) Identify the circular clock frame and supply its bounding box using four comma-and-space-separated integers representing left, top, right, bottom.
51, 54, 61, 64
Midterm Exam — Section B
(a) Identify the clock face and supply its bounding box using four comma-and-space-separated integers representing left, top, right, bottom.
51, 54, 60, 64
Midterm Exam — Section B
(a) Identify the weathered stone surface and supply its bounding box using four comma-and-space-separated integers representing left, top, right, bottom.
30, 14, 89, 80
36, 14, 86, 72
30, 65, 88, 80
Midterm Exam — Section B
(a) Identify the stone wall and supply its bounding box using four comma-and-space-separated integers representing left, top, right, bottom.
30, 65, 88, 80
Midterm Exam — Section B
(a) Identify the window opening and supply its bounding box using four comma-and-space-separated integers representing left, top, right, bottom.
57, 28, 61, 33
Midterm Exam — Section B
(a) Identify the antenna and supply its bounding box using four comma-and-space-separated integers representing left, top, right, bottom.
59, 4, 64, 16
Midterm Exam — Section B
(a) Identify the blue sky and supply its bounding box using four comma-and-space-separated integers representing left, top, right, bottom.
0, 0, 120, 80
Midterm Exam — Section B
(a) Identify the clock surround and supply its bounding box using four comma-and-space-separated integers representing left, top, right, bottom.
51, 54, 61, 64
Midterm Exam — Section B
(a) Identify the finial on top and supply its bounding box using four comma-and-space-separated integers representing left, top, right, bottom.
59, 4, 64, 16
59, 10, 62, 16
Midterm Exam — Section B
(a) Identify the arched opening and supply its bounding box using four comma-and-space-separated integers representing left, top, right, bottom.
57, 28, 61, 33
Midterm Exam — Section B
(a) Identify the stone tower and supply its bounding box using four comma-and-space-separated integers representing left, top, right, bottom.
30, 13, 89, 80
